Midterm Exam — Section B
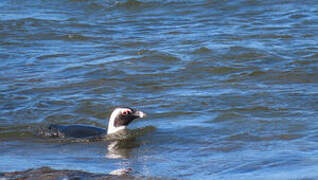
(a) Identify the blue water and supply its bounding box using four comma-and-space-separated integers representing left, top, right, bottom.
1, 0, 318, 179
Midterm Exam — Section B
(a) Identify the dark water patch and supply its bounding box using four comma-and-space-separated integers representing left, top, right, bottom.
0, 124, 39, 140
134, 49, 181, 63
0, 166, 137, 180
42, 99, 75, 107
290, 14, 309, 19
208, 66, 250, 75
165, 31, 184, 35
226, 46, 268, 61
117, 39, 160, 49
226, 69, 318, 84
25, 78, 44, 83
84, 2, 106, 12
225, 132, 303, 142
114, 0, 145, 9
191, 47, 213, 55
212, 112, 245, 123
45, 114, 76, 124
200, 143, 242, 153
63, 18, 99, 29
247, 34, 293, 40
59, 34, 99, 41
113, 0, 200, 11
36, 53, 70, 60
260, 71, 318, 84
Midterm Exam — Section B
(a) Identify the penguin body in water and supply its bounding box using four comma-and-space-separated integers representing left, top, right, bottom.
45, 107, 146, 138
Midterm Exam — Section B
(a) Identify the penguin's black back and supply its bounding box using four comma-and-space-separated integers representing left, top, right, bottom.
47, 124, 106, 138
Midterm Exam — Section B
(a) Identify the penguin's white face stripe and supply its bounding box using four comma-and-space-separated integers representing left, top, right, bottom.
107, 108, 125, 134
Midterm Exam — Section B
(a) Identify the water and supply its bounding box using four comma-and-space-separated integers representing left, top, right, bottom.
1, 0, 318, 179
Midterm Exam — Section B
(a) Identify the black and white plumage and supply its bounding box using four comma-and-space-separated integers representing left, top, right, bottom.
46, 107, 146, 138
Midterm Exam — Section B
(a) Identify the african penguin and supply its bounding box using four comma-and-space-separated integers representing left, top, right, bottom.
45, 107, 146, 138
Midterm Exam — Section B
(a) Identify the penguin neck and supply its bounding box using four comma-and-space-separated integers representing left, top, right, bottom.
107, 125, 127, 135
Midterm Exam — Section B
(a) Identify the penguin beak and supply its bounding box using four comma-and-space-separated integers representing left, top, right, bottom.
134, 110, 146, 118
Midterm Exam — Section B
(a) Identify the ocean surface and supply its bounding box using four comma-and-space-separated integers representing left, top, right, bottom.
1, 0, 318, 179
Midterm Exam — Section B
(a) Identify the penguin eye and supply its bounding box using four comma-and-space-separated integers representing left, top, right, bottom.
122, 109, 131, 115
